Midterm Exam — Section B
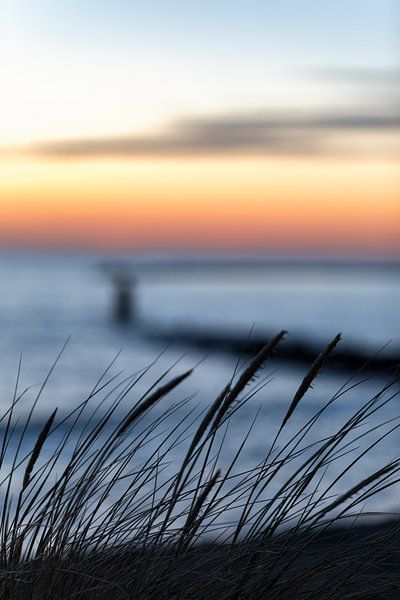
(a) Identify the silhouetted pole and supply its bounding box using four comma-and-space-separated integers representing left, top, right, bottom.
113, 273, 135, 323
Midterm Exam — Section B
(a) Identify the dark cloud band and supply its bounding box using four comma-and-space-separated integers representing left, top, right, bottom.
31, 108, 400, 158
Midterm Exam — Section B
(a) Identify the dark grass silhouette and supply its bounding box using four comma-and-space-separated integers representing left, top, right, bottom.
1, 332, 400, 599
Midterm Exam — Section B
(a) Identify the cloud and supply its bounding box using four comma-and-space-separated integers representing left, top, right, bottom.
30, 106, 400, 159
309, 66, 400, 86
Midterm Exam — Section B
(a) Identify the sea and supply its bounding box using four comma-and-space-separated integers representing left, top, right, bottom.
1, 250, 400, 523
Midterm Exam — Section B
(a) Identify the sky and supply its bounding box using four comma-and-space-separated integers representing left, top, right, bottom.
0, 0, 399, 255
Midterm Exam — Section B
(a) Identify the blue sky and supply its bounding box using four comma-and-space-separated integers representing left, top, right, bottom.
1, 0, 398, 145
4, 0, 398, 67
0, 1, 398, 253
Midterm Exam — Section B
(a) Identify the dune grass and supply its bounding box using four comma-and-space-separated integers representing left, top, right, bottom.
0, 332, 400, 598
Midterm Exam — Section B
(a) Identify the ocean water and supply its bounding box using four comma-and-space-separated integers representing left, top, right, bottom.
0, 251, 400, 521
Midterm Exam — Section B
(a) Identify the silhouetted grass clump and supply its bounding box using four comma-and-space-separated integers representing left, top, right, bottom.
1, 332, 400, 599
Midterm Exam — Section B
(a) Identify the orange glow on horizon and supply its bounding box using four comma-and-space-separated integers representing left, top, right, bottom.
1, 157, 399, 254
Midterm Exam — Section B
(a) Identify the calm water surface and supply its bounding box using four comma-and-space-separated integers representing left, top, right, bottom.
0, 251, 399, 517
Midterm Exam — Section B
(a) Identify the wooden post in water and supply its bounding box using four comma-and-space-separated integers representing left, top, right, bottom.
113, 272, 135, 323
101, 262, 136, 324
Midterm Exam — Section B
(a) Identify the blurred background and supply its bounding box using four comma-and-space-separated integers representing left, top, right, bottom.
0, 0, 399, 508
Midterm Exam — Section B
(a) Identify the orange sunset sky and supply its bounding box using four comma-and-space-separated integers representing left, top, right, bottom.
1, 1, 399, 256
